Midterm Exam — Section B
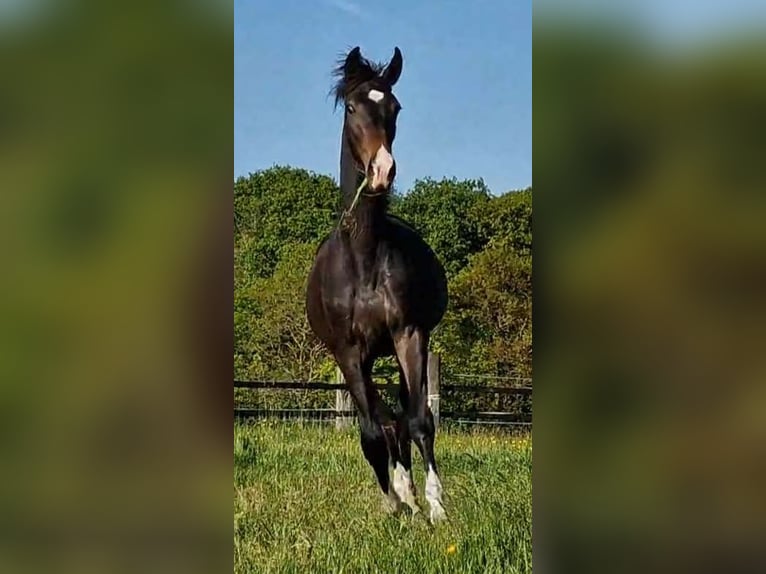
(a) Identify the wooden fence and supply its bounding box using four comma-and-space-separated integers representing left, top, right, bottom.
235, 353, 531, 429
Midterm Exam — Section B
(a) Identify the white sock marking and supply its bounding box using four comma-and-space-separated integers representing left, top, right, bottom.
393, 463, 420, 513
368, 89, 384, 103
425, 465, 446, 523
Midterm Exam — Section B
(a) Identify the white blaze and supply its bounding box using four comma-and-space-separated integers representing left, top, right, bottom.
368, 89, 384, 103
370, 145, 394, 189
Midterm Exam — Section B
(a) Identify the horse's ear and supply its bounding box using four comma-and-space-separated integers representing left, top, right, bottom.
343, 46, 363, 78
382, 47, 403, 86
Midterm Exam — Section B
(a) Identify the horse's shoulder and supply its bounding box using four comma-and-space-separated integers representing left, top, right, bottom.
314, 229, 342, 254
385, 214, 420, 235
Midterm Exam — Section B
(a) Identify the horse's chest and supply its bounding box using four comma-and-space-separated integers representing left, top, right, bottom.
350, 286, 393, 338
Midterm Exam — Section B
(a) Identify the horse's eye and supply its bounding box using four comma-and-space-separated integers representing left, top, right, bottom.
346, 104, 355, 114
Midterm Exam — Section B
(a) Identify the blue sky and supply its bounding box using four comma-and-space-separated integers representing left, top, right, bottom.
235, 0, 532, 196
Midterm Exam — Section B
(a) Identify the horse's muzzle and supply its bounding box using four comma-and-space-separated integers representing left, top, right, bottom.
368, 145, 396, 192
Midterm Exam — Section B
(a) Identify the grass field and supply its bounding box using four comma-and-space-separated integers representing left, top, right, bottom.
234, 421, 531, 574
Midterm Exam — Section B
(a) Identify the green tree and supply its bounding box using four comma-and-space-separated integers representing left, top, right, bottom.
433, 188, 533, 380
473, 187, 532, 254
235, 242, 335, 382
391, 177, 491, 276
448, 243, 532, 377
234, 166, 338, 282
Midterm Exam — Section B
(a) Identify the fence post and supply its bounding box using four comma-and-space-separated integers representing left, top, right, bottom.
335, 367, 353, 430
427, 352, 441, 432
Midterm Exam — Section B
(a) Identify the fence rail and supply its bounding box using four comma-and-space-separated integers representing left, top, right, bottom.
234, 381, 531, 395
233, 407, 532, 425
234, 354, 531, 429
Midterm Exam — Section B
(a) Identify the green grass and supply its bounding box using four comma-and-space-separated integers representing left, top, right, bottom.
234, 421, 531, 574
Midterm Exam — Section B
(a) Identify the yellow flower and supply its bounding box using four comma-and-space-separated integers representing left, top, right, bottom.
446, 544, 457, 555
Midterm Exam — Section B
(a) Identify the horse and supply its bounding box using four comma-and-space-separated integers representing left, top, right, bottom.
306, 46, 448, 523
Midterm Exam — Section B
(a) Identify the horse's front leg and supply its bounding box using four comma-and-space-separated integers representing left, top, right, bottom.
393, 328, 445, 523
391, 364, 421, 515
336, 350, 401, 514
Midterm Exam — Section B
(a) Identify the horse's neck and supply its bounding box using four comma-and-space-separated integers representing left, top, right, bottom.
339, 131, 387, 254
340, 135, 364, 209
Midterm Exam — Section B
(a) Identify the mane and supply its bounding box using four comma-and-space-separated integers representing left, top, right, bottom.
331, 50, 386, 108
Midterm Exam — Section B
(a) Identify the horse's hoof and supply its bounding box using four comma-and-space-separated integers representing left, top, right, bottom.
382, 491, 402, 515
394, 484, 421, 515
406, 500, 422, 515
425, 466, 446, 524
393, 463, 420, 515
429, 502, 447, 524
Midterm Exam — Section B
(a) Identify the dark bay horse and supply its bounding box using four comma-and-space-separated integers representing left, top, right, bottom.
306, 47, 448, 523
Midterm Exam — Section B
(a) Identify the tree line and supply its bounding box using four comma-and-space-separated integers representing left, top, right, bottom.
234, 166, 531, 396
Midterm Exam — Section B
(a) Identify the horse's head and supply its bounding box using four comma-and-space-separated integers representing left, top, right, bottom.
333, 46, 403, 194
